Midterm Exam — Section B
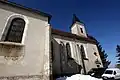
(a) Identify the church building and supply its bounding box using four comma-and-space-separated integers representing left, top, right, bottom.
0, 0, 103, 80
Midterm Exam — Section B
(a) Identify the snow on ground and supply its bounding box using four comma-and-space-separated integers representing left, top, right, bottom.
56, 74, 102, 80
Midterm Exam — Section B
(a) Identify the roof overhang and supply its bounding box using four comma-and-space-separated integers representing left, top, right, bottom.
0, 0, 52, 23
52, 28, 97, 44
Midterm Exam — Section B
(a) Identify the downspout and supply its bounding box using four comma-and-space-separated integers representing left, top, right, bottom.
80, 47, 86, 74
81, 54, 86, 74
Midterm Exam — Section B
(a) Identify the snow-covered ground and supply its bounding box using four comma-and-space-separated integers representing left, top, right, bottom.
56, 74, 102, 80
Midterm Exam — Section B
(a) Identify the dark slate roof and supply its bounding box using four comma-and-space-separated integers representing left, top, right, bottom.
52, 28, 97, 44
70, 14, 84, 28
87, 34, 98, 42
72, 14, 82, 24
0, 0, 52, 23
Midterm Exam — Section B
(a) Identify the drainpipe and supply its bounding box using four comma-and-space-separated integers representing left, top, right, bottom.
81, 50, 86, 74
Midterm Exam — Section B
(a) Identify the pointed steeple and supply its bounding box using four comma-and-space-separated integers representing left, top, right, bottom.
73, 14, 80, 23
70, 14, 84, 29
72, 14, 83, 25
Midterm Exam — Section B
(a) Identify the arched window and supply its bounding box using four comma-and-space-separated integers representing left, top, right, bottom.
77, 44, 80, 59
80, 45, 86, 59
66, 43, 72, 59
60, 42, 64, 54
59, 41, 65, 72
4, 18, 25, 43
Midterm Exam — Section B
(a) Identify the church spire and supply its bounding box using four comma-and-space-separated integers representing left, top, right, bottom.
72, 14, 83, 25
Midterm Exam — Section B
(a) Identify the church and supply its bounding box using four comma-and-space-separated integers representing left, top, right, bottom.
0, 0, 103, 80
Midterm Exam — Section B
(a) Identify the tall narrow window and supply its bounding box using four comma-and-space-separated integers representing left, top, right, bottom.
4, 18, 25, 43
59, 41, 65, 61
80, 28, 83, 33
59, 41, 65, 72
77, 44, 80, 60
66, 43, 72, 59
60, 42, 64, 55
80, 45, 86, 59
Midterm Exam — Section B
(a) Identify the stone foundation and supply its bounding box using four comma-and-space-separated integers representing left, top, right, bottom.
0, 75, 49, 80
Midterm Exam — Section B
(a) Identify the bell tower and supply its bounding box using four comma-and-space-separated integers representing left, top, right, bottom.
70, 14, 87, 37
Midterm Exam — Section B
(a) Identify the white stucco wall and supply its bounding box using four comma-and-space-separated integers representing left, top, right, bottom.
85, 43, 103, 71
52, 35, 80, 75
52, 34, 103, 75
71, 24, 78, 35
0, 2, 50, 80
71, 22, 87, 37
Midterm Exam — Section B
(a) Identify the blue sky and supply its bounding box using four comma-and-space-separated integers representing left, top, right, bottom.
9, 0, 120, 67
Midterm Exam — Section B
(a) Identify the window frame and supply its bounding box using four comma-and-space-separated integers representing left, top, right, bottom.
80, 28, 83, 33
77, 44, 81, 63
1, 14, 29, 45
66, 42, 72, 60
80, 45, 88, 60
4, 18, 25, 43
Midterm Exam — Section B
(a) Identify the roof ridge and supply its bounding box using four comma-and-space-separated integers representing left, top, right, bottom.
51, 28, 97, 44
